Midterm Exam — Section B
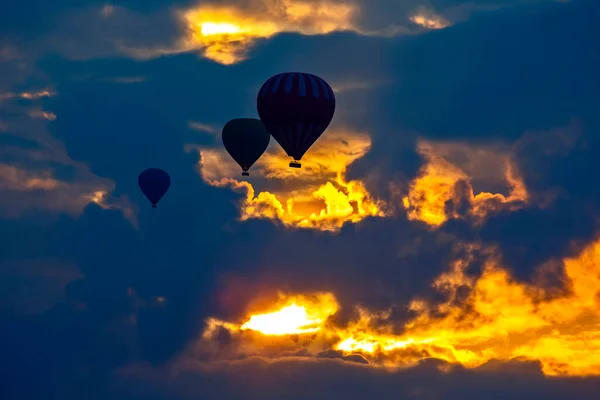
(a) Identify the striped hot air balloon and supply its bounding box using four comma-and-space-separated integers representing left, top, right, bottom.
257, 72, 336, 168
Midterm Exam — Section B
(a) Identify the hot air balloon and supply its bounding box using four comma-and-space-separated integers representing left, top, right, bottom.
257, 72, 336, 168
138, 168, 170, 208
222, 118, 271, 176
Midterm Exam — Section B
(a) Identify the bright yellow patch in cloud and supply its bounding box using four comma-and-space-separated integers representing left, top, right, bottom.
242, 304, 321, 335
190, 130, 385, 232
202, 239, 600, 377
200, 22, 243, 36
403, 140, 528, 227
240, 293, 339, 336
180, 1, 359, 64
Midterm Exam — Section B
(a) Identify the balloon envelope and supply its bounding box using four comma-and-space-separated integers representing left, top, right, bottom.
138, 168, 170, 208
222, 118, 271, 176
257, 72, 335, 166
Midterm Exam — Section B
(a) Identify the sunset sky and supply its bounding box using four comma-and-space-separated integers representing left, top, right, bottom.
1, 0, 600, 399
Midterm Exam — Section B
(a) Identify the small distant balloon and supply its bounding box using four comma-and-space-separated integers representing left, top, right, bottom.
257, 72, 336, 168
222, 118, 270, 176
138, 168, 170, 208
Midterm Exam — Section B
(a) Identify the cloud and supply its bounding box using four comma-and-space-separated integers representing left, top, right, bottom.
0, 257, 82, 315
191, 129, 386, 231
15, 0, 538, 67
114, 355, 600, 400
0, 87, 134, 220
193, 131, 533, 232
403, 139, 528, 227
195, 235, 600, 377
344, 0, 600, 283
99, 75, 148, 83
188, 120, 219, 134
178, 0, 363, 64
2, 0, 562, 73
0, 88, 56, 102
409, 6, 451, 29
16, 1, 366, 65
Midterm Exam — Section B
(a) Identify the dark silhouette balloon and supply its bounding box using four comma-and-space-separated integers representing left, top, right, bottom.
138, 168, 170, 208
222, 118, 270, 176
257, 72, 336, 168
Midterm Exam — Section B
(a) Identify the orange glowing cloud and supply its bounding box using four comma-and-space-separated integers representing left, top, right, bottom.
188, 129, 386, 232
409, 7, 450, 30
88, 1, 461, 65
178, 1, 360, 64
199, 239, 600, 377
403, 140, 528, 227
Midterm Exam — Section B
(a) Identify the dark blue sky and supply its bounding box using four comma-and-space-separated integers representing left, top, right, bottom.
1, 0, 600, 399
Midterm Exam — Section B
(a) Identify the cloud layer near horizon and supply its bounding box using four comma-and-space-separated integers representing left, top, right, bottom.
1, 1, 599, 399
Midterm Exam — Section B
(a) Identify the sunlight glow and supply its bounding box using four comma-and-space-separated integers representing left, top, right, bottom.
202, 239, 600, 376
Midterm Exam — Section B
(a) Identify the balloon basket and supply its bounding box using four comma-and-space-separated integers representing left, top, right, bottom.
152, 204, 157, 208
289, 161, 301, 168
242, 171, 249, 176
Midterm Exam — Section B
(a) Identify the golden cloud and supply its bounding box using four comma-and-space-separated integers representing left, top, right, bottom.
187, 129, 386, 232
198, 238, 600, 377
175, 0, 463, 64
179, 0, 361, 64
189, 133, 535, 231
79, 1, 463, 65
403, 139, 529, 227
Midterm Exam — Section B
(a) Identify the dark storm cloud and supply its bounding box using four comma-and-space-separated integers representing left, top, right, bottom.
0, 0, 195, 37
0, 199, 246, 399
1, 47, 264, 399
204, 215, 479, 332
382, 0, 598, 140
348, 0, 600, 286
349, 0, 598, 167
113, 357, 600, 400
466, 0, 600, 283
0, 257, 82, 315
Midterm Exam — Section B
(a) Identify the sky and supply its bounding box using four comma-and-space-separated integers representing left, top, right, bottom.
1, 0, 600, 399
